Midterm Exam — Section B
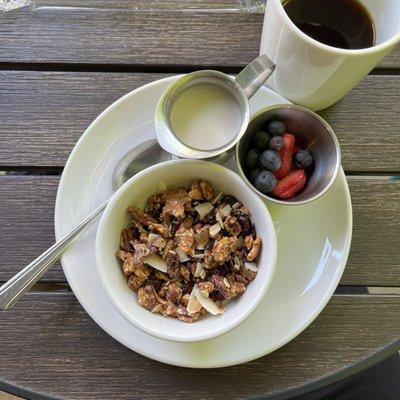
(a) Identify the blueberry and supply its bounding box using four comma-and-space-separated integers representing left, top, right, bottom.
252, 130, 271, 151
244, 149, 259, 171
293, 149, 313, 168
268, 135, 284, 151
248, 168, 261, 183
258, 149, 281, 172
267, 120, 286, 136
253, 170, 277, 194
222, 195, 238, 206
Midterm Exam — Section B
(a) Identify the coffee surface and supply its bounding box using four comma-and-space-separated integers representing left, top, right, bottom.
283, 0, 375, 49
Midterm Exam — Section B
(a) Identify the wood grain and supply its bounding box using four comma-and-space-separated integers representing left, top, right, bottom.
0, 292, 398, 399
1, 7, 399, 69
1, 71, 400, 172
0, 175, 399, 286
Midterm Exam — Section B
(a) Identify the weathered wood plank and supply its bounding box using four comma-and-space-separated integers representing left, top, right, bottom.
1, 71, 400, 172
0, 175, 398, 286
1, 8, 399, 68
0, 293, 398, 399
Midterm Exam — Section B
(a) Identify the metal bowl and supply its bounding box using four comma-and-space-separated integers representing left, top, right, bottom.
236, 104, 341, 205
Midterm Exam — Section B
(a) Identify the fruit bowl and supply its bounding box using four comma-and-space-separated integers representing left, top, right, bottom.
236, 104, 341, 205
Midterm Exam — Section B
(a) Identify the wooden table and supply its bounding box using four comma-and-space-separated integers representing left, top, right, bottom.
0, 2, 399, 399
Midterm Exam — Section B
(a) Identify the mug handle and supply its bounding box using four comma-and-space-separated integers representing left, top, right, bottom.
235, 55, 276, 99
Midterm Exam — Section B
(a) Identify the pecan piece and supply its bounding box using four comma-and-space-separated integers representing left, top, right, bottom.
120, 227, 136, 251
166, 250, 181, 279
211, 275, 246, 299
247, 236, 262, 261
199, 180, 215, 201
128, 274, 147, 291
176, 305, 201, 323
138, 285, 166, 314
128, 207, 158, 227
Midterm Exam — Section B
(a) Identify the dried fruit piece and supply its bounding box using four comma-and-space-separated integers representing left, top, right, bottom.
272, 169, 307, 199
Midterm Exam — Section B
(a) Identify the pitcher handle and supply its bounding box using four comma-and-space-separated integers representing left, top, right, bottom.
235, 55, 276, 99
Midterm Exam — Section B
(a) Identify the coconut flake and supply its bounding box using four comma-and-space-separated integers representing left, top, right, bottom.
216, 211, 224, 226
244, 261, 259, 272
194, 202, 214, 220
211, 191, 223, 205
193, 285, 223, 315
148, 233, 161, 243
220, 204, 232, 218
191, 253, 205, 259
199, 269, 207, 279
194, 262, 204, 278
144, 253, 168, 273
209, 223, 221, 238
232, 202, 241, 210
175, 248, 190, 262
187, 287, 202, 313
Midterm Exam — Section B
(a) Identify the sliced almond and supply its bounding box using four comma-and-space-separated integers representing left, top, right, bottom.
175, 248, 190, 262
209, 223, 221, 238
194, 262, 204, 278
144, 253, 168, 273
223, 277, 231, 288
244, 261, 259, 272
194, 202, 214, 220
193, 285, 223, 315
186, 286, 202, 313
216, 211, 224, 227
220, 204, 232, 218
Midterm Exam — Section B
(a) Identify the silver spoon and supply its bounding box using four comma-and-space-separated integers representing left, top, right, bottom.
0, 139, 171, 310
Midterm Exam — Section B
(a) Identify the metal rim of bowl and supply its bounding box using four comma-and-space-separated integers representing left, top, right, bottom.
235, 103, 342, 206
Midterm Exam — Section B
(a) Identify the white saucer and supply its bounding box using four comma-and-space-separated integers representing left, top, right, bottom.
55, 76, 352, 368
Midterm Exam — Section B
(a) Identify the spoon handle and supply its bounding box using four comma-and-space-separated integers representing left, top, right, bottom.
0, 200, 109, 310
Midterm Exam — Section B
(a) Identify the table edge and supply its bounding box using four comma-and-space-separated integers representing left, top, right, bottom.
1, 339, 399, 400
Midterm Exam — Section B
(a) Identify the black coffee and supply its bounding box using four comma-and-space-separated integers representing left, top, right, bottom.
282, 0, 375, 49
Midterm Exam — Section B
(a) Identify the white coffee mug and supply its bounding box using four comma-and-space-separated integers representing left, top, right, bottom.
260, 0, 400, 111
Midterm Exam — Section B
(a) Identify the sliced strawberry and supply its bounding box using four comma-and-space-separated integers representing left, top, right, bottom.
292, 144, 301, 155
272, 169, 306, 199
274, 133, 295, 180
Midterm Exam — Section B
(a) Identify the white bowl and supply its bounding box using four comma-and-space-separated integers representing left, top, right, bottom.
95, 160, 277, 343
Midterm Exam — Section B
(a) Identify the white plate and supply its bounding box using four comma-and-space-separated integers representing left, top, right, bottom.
55, 76, 352, 368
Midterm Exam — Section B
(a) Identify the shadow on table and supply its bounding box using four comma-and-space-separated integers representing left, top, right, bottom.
292, 352, 400, 400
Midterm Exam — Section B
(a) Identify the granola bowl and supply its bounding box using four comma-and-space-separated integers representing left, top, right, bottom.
95, 159, 277, 343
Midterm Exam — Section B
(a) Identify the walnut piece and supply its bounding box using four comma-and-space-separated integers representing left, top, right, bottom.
247, 236, 262, 261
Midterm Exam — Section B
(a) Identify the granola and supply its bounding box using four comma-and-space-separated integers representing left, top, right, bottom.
115, 180, 263, 322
